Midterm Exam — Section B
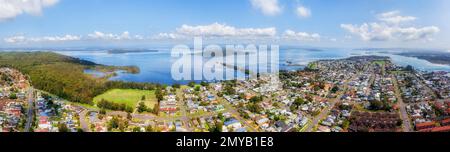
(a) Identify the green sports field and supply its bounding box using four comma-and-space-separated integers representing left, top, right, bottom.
93, 89, 157, 109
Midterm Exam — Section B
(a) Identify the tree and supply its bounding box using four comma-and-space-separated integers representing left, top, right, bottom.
146, 125, 154, 132
125, 106, 134, 113
396, 119, 403, 126
132, 127, 141, 132
200, 81, 208, 87
100, 109, 106, 115
290, 105, 298, 112
370, 101, 384, 110
314, 85, 321, 91
108, 117, 120, 131
250, 96, 263, 103
58, 123, 69, 132
137, 102, 148, 113
194, 86, 201, 92
155, 88, 164, 102
188, 81, 196, 88
9, 93, 17, 99
127, 112, 132, 120
209, 122, 223, 132
42, 93, 51, 100
331, 86, 339, 93
293, 98, 305, 106
247, 103, 262, 113
224, 85, 235, 95
342, 120, 350, 129
172, 83, 181, 89
405, 65, 414, 72
217, 112, 224, 121
306, 96, 313, 102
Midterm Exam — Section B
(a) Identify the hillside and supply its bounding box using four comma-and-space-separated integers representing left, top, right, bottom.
0, 52, 151, 105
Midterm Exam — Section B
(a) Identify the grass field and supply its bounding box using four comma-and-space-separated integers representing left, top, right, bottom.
307, 62, 318, 69
93, 89, 157, 109
372, 60, 386, 66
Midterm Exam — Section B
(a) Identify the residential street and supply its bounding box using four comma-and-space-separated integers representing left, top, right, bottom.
24, 88, 34, 132
304, 73, 356, 132
392, 76, 413, 132
79, 110, 90, 132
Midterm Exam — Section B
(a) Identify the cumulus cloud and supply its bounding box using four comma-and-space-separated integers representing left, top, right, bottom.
4, 34, 81, 43
3, 36, 26, 43
295, 6, 311, 18
0, 0, 59, 21
153, 23, 277, 39
377, 11, 416, 25
4, 31, 145, 43
152, 33, 184, 40
39, 35, 81, 41
282, 30, 320, 41
87, 31, 143, 40
341, 11, 440, 41
250, 0, 282, 16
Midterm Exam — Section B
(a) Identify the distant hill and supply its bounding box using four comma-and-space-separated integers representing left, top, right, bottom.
397, 51, 450, 65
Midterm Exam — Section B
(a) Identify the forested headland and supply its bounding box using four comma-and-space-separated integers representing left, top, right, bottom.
0, 51, 156, 105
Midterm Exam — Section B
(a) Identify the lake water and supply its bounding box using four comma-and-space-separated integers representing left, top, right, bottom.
55, 48, 450, 85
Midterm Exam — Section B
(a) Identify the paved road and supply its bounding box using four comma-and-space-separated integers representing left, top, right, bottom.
24, 88, 34, 132
304, 73, 356, 132
176, 88, 192, 131
392, 76, 413, 132
71, 87, 258, 132
219, 99, 258, 132
211, 88, 259, 132
304, 91, 345, 132
79, 110, 90, 132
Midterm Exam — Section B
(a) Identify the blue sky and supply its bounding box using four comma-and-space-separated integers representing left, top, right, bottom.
0, 0, 449, 49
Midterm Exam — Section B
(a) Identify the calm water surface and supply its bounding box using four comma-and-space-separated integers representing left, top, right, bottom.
56, 48, 450, 85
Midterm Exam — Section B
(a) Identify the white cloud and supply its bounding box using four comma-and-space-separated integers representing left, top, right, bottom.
87, 31, 142, 40
4, 31, 145, 43
134, 35, 144, 40
377, 11, 416, 25
3, 36, 26, 43
39, 35, 81, 41
152, 33, 184, 40
4, 34, 80, 43
154, 23, 277, 39
0, 0, 59, 21
341, 11, 440, 42
282, 30, 320, 41
250, 0, 282, 16
295, 6, 311, 18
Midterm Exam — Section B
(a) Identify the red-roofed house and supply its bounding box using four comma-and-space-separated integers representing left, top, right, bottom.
416, 121, 436, 131
441, 118, 450, 126
431, 126, 450, 132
